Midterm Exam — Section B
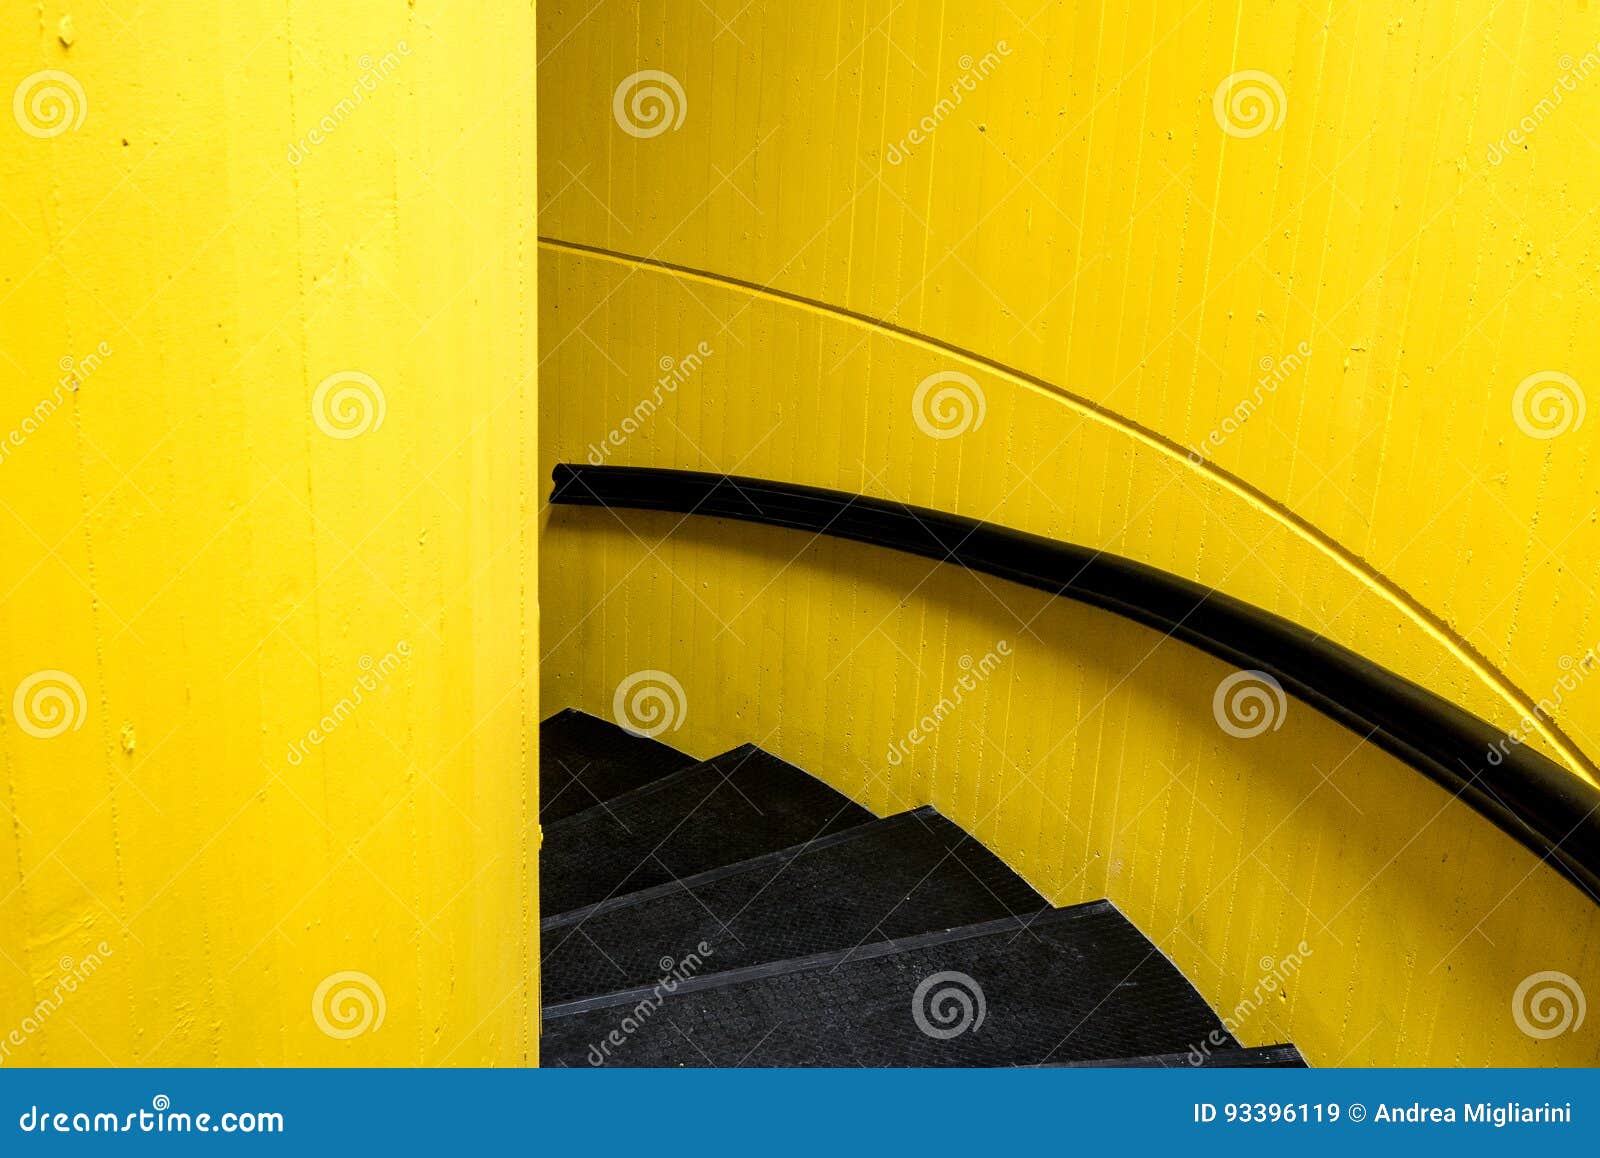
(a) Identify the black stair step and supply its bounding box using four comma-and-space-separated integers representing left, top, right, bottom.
539, 708, 697, 824
541, 901, 1236, 1067
541, 744, 874, 916
541, 806, 1047, 1005
1052, 1045, 1307, 1068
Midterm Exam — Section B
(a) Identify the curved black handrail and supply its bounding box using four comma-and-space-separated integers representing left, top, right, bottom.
550, 463, 1600, 904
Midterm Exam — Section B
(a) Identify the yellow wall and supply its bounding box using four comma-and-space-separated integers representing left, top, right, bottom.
1, 2, 538, 1064
538, 0, 1600, 1065
539, 0, 1600, 776
542, 508, 1600, 1065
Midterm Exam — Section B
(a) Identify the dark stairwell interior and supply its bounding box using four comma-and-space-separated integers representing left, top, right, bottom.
538, 708, 1307, 1068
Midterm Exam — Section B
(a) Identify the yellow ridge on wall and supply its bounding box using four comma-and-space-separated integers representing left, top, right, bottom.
538, 0, 1600, 785
539, 235, 1599, 788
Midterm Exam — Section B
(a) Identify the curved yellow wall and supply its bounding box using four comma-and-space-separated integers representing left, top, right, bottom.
542, 508, 1600, 1065
538, 0, 1600, 1065
539, 0, 1600, 777
1, 3, 537, 1064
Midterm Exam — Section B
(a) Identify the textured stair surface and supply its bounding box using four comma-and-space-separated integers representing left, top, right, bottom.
541, 806, 1047, 1005
1054, 1045, 1308, 1068
541, 901, 1236, 1067
541, 744, 875, 915
539, 709, 697, 824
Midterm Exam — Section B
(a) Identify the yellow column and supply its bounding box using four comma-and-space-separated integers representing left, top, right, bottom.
0, 2, 536, 1064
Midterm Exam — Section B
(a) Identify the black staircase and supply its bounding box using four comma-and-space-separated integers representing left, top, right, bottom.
539, 709, 1307, 1068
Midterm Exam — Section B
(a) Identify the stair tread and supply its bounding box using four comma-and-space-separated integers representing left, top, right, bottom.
541, 806, 1047, 1005
540, 744, 875, 915
1051, 1045, 1308, 1068
539, 708, 697, 824
541, 902, 1236, 1067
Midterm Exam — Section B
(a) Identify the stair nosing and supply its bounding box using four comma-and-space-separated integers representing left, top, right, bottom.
541, 805, 937, 931
542, 742, 764, 833
1047, 1044, 1306, 1068
541, 706, 691, 757
539, 707, 700, 819
541, 900, 1108, 1021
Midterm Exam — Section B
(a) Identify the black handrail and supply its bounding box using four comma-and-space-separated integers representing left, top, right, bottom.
550, 463, 1600, 904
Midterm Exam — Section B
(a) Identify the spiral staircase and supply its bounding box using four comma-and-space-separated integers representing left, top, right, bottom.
537, 708, 1307, 1068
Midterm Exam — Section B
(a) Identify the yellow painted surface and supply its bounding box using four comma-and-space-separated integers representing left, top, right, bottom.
542, 511, 1600, 1065
1, 3, 538, 1064
538, 0, 1600, 1064
540, 0, 1600, 776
